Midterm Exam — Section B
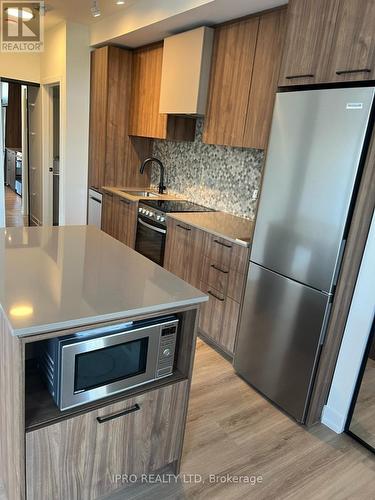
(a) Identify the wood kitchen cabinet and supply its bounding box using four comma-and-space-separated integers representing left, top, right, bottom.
101, 192, 116, 238
326, 0, 375, 83
203, 8, 287, 150
279, 0, 375, 86
164, 218, 205, 288
113, 196, 138, 248
101, 192, 137, 249
164, 219, 249, 356
129, 43, 196, 141
88, 46, 152, 192
26, 381, 188, 500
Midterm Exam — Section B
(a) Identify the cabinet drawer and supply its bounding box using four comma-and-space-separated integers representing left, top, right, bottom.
201, 257, 229, 296
204, 234, 249, 274
26, 381, 188, 500
201, 256, 247, 303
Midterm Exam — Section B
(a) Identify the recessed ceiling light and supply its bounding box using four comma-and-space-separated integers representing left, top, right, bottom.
116, 1, 125, 4
6, 7, 34, 21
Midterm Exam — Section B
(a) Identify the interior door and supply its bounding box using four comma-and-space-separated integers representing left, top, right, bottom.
234, 262, 331, 422
28, 86, 42, 226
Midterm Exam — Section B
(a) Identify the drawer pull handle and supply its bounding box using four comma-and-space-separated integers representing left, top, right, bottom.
336, 68, 371, 75
177, 224, 191, 231
211, 264, 228, 274
105, 193, 113, 198
97, 403, 141, 423
285, 74, 314, 80
213, 239, 232, 249
208, 290, 225, 302
120, 198, 131, 205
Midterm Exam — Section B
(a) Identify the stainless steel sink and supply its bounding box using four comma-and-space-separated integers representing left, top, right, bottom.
120, 190, 160, 198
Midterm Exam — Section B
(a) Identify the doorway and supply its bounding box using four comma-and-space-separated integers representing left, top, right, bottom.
1, 78, 42, 227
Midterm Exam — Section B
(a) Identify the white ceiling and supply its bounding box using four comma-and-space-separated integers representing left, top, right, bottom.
43, 0, 140, 30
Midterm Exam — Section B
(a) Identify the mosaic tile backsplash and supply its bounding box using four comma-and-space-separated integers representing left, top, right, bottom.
151, 118, 264, 220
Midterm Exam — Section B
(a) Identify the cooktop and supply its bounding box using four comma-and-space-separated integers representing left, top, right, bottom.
141, 200, 216, 213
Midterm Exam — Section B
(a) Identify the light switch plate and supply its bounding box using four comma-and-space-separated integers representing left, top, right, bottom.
252, 189, 259, 201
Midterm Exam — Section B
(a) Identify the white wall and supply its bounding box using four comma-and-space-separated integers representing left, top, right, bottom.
0, 52, 40, 83
63, 23, 90, 225
322, 213, 375, 433
40, 22, 90, 226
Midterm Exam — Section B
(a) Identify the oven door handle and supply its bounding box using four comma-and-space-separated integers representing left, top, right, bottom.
138, 217, 167, 235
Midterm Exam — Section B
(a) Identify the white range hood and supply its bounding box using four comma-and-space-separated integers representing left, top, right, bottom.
159, 26, 214, 116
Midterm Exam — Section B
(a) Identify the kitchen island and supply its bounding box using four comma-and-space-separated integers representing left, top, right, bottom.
0, 225, 207, 500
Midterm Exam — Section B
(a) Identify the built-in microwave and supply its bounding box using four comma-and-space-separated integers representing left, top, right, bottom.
39, 316, 178, 411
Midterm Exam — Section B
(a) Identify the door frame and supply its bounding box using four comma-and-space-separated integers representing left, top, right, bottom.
0, 79, 5, 228
41, 77, 62, 226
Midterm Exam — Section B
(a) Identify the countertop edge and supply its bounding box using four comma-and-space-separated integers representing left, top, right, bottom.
102, 187, 185, 203
8, 296, 208, 338
166, 213, 252, 248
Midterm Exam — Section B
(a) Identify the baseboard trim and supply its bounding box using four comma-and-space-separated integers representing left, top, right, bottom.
321, 405, 346, 434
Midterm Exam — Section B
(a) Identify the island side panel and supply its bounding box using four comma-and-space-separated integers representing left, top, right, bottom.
0, 310, 26, 500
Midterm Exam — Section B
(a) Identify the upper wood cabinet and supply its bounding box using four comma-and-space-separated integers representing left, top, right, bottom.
243, 9, 287, 149
88, 46, 152, 192
326, 0, 375, 82
203, 17, 259, 148
129, 43, 196, 141
278, 0, 339, 86
279, 0, 375, 86
203, 8, 287, 150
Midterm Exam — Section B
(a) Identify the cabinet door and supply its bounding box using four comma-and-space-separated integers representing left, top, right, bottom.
164, 219, 205, 287
243, 9, 287, 149
26, 382, 188, 500
88, 47, 108, 191
278, 0, 340, 86
129, 43, 168, 139
113, 197, 137, 248
326, 0, 375, 82
199, 282, 226, 346
101, 192, 115, 238
203, 17, 260, 147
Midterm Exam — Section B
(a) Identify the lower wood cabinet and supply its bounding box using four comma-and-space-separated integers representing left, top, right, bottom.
101, 192, 137, 248
164, 218, 206, 288
26, 381, 188, 500
164, 218, 249, 356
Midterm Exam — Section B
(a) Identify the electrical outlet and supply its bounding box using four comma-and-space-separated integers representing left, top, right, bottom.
252, 189, 259, 201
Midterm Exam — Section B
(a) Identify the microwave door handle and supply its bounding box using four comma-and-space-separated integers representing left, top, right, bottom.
138, 218, 167, 235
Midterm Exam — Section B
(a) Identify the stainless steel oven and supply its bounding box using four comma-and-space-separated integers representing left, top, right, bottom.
135, 203, 167, 266
39, 316, 178, 411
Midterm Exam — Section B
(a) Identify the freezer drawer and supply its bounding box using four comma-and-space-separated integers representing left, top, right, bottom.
251, 87, 374, 293
234, 262, 331, 422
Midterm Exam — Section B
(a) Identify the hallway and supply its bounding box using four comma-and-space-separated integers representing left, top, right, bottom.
5, 186, 28, 227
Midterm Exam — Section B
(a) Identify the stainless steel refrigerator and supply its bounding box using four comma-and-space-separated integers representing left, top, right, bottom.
234, 87, 375, 423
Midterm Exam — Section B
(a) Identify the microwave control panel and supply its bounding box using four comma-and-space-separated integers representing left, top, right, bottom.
156, 323, 178, 378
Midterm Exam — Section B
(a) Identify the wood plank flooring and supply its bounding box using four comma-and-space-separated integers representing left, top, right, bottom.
1, 339, 374, 499
349, 358, 375, 450
4, 186, 28, 227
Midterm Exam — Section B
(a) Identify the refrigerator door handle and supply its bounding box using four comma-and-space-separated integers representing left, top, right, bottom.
318, 300, 333, 347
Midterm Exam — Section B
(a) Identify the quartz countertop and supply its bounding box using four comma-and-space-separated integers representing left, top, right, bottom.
167, 212, 255, 247
102, 187, 185, 202
0, 226, 207, 337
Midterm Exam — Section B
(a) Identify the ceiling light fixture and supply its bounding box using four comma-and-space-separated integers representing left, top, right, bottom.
5, 7, 34, 21
116, 1, 125, 4
91, 0, 101, 17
